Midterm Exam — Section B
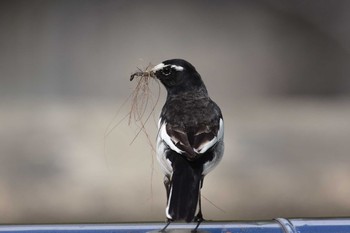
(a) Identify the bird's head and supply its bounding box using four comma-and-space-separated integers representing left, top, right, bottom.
151, 59, 207, 95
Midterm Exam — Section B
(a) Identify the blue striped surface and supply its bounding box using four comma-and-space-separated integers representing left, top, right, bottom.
1, 218, 350, 233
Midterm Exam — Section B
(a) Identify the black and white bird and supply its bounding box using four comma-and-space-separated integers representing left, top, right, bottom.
151, 59, 224, 231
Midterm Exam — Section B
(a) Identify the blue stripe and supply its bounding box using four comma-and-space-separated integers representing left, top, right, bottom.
1, 219, 350, 233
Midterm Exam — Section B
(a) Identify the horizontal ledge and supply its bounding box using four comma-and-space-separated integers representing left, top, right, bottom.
1, 218, 350, 233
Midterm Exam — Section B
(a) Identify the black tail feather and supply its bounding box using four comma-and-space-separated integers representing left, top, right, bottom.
167, 155, 202, 222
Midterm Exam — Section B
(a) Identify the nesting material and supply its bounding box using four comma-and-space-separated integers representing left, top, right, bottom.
129, 64, 156, 124
130, 66, 155, 81
128, 64, 160, 148
104, 64, 160, 144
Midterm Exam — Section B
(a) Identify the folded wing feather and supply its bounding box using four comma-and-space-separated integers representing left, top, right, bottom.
160, 119, 224, 160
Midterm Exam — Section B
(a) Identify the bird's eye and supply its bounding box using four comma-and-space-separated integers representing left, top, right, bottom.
161, 66, 172, 76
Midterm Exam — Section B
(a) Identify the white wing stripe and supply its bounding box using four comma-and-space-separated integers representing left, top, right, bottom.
159, 122, 184, 154
194, 118, 224, 154
159, 118, 224, 155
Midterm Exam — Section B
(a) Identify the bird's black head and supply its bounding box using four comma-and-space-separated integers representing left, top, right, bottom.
151, 59, 207, 96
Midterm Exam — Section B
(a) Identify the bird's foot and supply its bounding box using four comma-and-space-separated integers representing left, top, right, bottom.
159, 219, 172, 232
192, 215, 204, 233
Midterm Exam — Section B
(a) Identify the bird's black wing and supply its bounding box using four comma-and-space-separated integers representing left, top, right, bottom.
160, 118, 224, 161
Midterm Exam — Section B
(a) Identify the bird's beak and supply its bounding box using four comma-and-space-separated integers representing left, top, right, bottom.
150, 63, 165, 79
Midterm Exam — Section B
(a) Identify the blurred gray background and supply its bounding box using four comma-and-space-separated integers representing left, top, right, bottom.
1, 0, 350, 224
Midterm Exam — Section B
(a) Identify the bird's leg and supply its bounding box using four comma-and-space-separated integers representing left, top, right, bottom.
159, 219, 172, 232
192, 177, 205, 232
192, 197, 203, 233
195, 176, 204, 221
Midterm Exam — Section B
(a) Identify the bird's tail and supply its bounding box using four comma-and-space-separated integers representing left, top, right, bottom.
166, 156, 202, 222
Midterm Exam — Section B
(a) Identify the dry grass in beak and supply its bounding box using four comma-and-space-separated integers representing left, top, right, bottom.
130, 64, 159, 193
129, 64, 158, 124
128, 64, 160, 193
129, 64, 157, 129
104, 63, 160, 160
103, 63, 160, 198
129, 65, 160, 148
105, 64, 160, 151
130, 66, 155, 81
